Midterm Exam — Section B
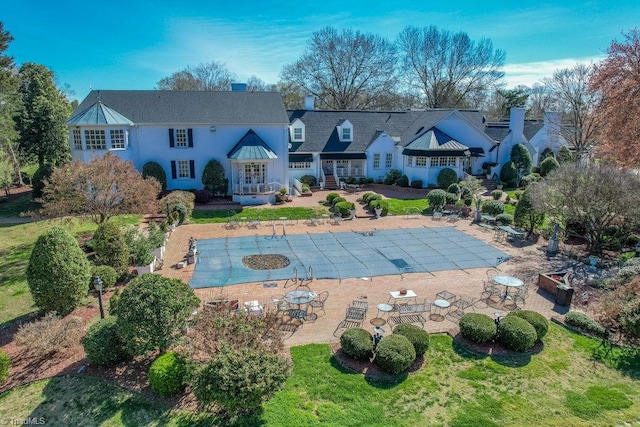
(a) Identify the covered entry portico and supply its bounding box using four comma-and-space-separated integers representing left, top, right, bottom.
321, 153, 367, 179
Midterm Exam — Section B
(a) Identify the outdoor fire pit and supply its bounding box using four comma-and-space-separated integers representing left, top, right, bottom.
538, 271, 571, 296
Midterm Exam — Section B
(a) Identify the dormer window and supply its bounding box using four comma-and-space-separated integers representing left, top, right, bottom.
337, 119, 353, 142
289, 118, 305, 142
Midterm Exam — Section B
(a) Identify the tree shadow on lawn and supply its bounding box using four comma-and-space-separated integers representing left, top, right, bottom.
330, 350, 425, 389
451, 333, 542, 368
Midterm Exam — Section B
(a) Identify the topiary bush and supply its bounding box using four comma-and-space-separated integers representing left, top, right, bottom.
427, 189, 447, 210
299, 175, 317, 186
374, 334, 416, 374
539, 156, 560, 177
92, 221, 129, 274
340, 328, 373, 361
445, 192, 458, 205
481, 200, 505, 216
365, 194, 382, 204
565, 312, 608, 338
82, 317, 129, 366
497, 315, 537, 352
383, 169, 402, 185
142, 161, 167, 192
410, 180, 423, 189
368, 199, 389, 216
91, 265, 117, 289
520, 173, 541, 189
201, 159, 227, 195
27, 227, 91, 316
509, 310, 548, 341
148, 351, 188, 396
459, 313, 497, 344
491, 190, 503, 200
331, 196, 346, 207
447, 183, 461, 195
31, 163, 54, 200
393, 324, 430, 356
360, 192, 373, 203
326, 192, 340, 204
437, 168, 458, 189
495, 213, 514, 225
193, 189, 213, 204
0, 350, 8, 384
335, 201, 356, 217
499, 161, 519, 188
397, 175, 409, 187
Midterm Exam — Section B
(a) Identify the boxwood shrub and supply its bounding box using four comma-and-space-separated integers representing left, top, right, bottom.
459, 313, 497, 344
340, 328, 373, 361
0, 350, 9, 384
364, 194, 382, 204
148, 351, 188, 396
368, 199, 389, 216
335, 201, 356, 217
497, 315, 537, 352
326, 192, 340, 204
509, 310, 548, 341
331, 196, 346, 207
491, 190, 503, 200
481, 200, 505, 216
299, 175, 317, 186
82, 317, 129, 366
91, 265, 117, 289
397, 175, 409, 187
495, 213, 514, 225
360, 192, 374, 203
447, 183, 460, 195
393, 324, 430, 356
374, 334, 416, 374
410, 180, 423, 189
427, 189, 447, 210
565, 312, 608, 338
437, 168, 458, 189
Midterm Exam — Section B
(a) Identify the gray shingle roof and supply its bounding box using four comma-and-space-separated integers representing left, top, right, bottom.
227, 129, 278, 160
72, 90, 289, 125
484, 119, 544, 142
66, 101, 133, 125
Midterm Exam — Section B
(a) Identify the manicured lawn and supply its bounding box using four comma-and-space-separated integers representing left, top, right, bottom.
0, 192, 39, 218
2, 324, 639, 426
383, 198, 430, 216
0, 215, 141, 327
191, 206, 329, 224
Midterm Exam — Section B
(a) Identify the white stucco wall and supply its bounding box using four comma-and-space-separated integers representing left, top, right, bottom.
365, 134, 396, 181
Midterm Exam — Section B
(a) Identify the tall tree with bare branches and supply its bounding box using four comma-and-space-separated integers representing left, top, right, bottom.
156, 60, 235, 91
397, 25, 505, 108
280, 27, 399, 110
542, 63, 601, 161
589, 28, 640, 167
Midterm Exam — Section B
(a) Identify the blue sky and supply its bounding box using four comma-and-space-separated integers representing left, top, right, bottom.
4, 0, 639, 101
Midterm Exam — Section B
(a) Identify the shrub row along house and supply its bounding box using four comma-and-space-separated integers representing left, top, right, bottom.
68, 88, 568, 205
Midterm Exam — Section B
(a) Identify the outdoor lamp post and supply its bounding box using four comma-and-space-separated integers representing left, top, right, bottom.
93, 277, 105, 319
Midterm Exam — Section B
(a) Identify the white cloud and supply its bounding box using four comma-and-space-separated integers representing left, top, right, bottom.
502, 56, 605, 88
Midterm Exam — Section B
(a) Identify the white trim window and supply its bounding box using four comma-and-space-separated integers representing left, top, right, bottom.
175, 129, 188, 148
72, 129, 82, 150
385, 153, 392, 168
373, 153, 381, 169
84, 129, 106, 150
110, 129, 125, 149
405, 156, 413, 166
430, 157, 457, 167
244, 163, 266, 184
416, 156, 428, 167
293, 127, 304, 141
289, 161, 311, 169
342, 127, 351, 141
177, 160, 191, 178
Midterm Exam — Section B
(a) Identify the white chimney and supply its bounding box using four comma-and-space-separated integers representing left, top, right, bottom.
509, 107, 526, 143
304, 95, 315, 110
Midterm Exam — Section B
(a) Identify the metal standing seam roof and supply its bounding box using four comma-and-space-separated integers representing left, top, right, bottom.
401, 127, 471, 157
227, 129, 278, 160
66, 101, 134, 126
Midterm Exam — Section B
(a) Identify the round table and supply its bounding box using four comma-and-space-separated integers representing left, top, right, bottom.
284, 290, 317, 305
376, 303, 393, 316
370, 317, 387, 327
493, 275, 524, 299
430, 299, 450, 321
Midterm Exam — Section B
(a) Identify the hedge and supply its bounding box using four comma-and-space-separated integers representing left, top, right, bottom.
340, 328, 373, 360
393, 324, 430, 356
326, 192, 341, 204
374, 334, 416, 374
459, 313, 497, 344
497, 315, 537, 352
564, 312, 608, 338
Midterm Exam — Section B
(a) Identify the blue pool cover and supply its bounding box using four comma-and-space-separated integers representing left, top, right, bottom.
190, 227, 509, 288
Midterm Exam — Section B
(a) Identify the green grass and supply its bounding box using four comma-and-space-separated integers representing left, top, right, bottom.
0, 215, 141, 327
191, 206, 329, 224
0, 192, 39, 218
1, 324, 639, 426
383, 198, 429, 216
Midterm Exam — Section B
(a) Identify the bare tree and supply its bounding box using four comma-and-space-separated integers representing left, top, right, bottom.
589, 28, 640, 167
542, 63, 601, 161
39, 152, 161, 223
156, 60, 235, 91
530, 163, 640, 254
280, 26, 399, 110
397, 25, 505, 108
525, 83, 559, 118
245, 75, 275, 92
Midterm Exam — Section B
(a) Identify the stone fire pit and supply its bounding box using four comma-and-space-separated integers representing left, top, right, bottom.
538, 271, 571, 296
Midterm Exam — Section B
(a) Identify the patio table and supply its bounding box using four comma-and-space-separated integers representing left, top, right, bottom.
389, 290, 417, 307
493, 275, 523, 299
430, 299, 450, 321
284, 290, 317, 320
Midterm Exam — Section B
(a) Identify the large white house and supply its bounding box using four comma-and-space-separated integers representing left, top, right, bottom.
67, 89, 290, 205
68, 90, 569, 204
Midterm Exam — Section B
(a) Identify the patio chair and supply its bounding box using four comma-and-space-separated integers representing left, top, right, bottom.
452, 295, 476, 313
480, 281, 501, 302
350, 300, 368, 313
272, 296, 291, 313
346, 304, 367, 321
308, 290, 329, 315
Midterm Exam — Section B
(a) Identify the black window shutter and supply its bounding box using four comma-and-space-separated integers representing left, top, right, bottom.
169, 129, 175, 148
189, 160, 195, 178
188, 128, 193, 147
171, 161, 177, 179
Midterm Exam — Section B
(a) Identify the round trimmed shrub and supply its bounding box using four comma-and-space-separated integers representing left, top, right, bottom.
497, 315, 537, 352
410, 180, 423, 189
495, 213, 514, 225
365, 194, 382, 204
445, 192, 458, 205
0, 350, 9, 384
369, 200, 389, 216
335, 201, 356, 217
499, 161, 518, 188
520, 173, 541, 189
374, 334, 416, 374
360, 192, 374, 203
459, 313, 497, 344
91, 265, 117, 289
92, 221, 129, 274
509, 310, 548, 341
82, 317, 129, 366
481, 200, 505, 216
27, 227, 91, 316
447, 183, 461, 195
427, 189, 447, 210
193, 189, 213, 204
142, 161, 167, 191
149, 351, 188, 396
397, 175, 409, 187
331, 196, 346, 207
326, 192, 340, 204
340, 328, 373, 361
384, 169, 402, 185
539, 156, 560, 177
437, 168, 458, 189
393, 324, 430, 356
299, 175, 317, 186
491, 190, 503, 200
201, 159, 227, 195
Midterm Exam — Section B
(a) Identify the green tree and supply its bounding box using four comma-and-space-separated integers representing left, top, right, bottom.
114, 274, 199, 356
142, 161, 167, 192
557, 146, 573, 164
499, 160, 518, 187
26, 227, 91, 315
16, 63, 72, 167
513, 187, 545, 236
539, 156, 560, 177
92, 221, 129, 273
201, 159, 227, 195
510, 143, 532, 179
31, 163, 53, 200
